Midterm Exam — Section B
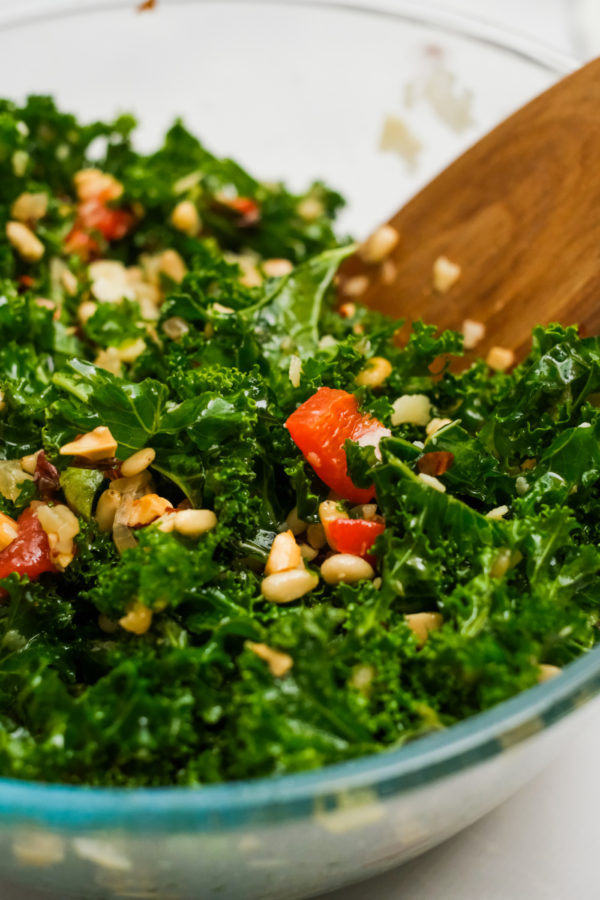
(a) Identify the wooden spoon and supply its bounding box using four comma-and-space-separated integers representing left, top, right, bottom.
338, 58, 600, 366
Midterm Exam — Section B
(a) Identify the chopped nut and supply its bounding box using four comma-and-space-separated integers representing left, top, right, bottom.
486, 505, 509, 520
391, 394, 431, 427
128, 493, 172, 527
119, 601, 153, 635
36, 503, 80, 569
94, 347, 122, 377
96, 489, 122, 533
159, 249, 187, 283
486, 346, 515, 372
162, 316, 189, 341
417, 472, 446, 492
21, 450, 41, 475
116, 338, 146, 363
297, 196, 324, 221
74, 168, 123, 202
538, 664, 561, 683
61, 267, 78, 296
405, 612, 443, 646
356, 356, 392, 389
89, 260, 132, 303
425, 417, 452, 437
212, 302, 234, 315
60, 426, 118, 462
6, 221, 44, 262
432, 255, 461, 293
77, 300, 98, 325
171, 200, 200, 236
11, 191, 48, 222
262, 258, 293, 278
265, 530, 302, 575
0, 511, 18, 551
462, 318, 486, 350
285, 506, 306, 536
288, 354, 302, 388
246, 641, 293, 677
342, 275, 369, 298
299, 543, 318, 561
358, 224, 399, 264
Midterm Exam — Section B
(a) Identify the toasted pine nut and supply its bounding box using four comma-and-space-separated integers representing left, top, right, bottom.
405, 612, 443, 646
307, 523, 326, 550
285, 506, 306, 536
486, 505, 509, 520
11, 191, 48, 222
432, 255, 461, 293
356, 356, 392, 389
342, 275, 369, 298
171, 200, 200, 236
486, 346, 515, 372
261, 567, 319, 603
6, 221, 44, 262
119, 601, 153, 635
120, 448, 156, 479
297, 196, 324, 221
538, 664, 561, 683
262, 258, 293, 278
173, 508, 217, 537
391, 394, 431, 426
462, 318, 486, 350
128, 494, 172, 528
358, 224, 399, 264
299, 543, 318, 561
417, 472, 446, 493
320, 553, 375, 585
425, 417, 452, 437
159, 249, 187, 283
246, 641, 293, 677
60, 426, 118, 462
265, 530, 302, 575
162, 316, 189, 340
77, 301, 98, 325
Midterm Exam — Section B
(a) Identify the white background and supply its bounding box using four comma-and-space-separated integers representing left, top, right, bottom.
3, 2, 600, 899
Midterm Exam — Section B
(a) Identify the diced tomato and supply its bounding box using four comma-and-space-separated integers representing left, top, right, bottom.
285, 387, 391, 504
325, 518, 385, 559
218, 195, 260, 226
64, 196, 134, 258
0, 506, 58, 590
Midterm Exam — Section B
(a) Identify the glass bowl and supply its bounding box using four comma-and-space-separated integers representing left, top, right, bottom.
0, 3, 589, 899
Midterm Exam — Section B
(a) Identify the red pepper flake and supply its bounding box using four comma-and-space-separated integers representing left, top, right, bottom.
417, 451, 454, 476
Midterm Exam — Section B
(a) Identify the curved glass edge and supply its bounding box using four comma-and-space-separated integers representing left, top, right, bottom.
0, 0, 586, 831
0, 0, 578, 76
1, 646, 600, 831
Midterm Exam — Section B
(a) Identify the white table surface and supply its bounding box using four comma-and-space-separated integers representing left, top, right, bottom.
2, 2, 598, 899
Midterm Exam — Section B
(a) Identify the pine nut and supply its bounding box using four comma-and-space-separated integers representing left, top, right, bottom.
263, 258, 293, 277
405, 612, 443, 646
342, 275, 369, 298
432, 255, 461, 293
128, 494, 172, 527
299, 543, 318, 561
307, 523, 327, 550
391, 394, 431, 427
538, 664, 561, 683
11, 191, 48, 222
173, 508, 217, 537
96, 488, 123, 532
265, 530, 302, 575
119, 601, 153, 635
417, 472, 446, 492
246, 641, 293, 677
425, 417, 452, 437
77, 301, 98, 325
486, 346, 515, 372
6, 221, 44, 262
288, 354, 302, 388
297, 196, 324, 221
462, 318, 485, 350
285, 506, 306, 536
320, 553, 374, 585
356, 356, 392, 388
162, 316, 189, 340
486, 505, 509, 520
120, 448, 156, 478
358, 224, 399, 264
159, 249, 187, 283
171, 200, 200, 236
261, 567, 319, 603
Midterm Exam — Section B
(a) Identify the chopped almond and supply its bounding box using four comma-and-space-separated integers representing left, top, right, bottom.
462, 318, 485, 350
127, 494, 172, 528
432, 255, 461, 293
265, 530, 302, 575
119, 601, 153, 635
486, 346, 515, 372
59, 426, 118, 462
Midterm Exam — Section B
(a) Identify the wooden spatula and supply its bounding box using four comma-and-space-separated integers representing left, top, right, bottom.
338, 58, 600, 366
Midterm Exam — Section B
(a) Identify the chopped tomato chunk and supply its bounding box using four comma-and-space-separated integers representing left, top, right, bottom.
64, 195, 134, 258
0, 506, 58, 589
285, 387, 391, 503
217, 195, 260, 226
325, 518, 385, 559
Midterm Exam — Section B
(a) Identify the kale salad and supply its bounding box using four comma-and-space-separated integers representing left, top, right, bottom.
0, 97, 599, 788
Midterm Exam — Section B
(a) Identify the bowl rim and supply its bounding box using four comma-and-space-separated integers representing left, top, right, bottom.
0, 0, 589, 829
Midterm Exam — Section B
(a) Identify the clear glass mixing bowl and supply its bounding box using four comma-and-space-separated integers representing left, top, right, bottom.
0, 3, 590, 899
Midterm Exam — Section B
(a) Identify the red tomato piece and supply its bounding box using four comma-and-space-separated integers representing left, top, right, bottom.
325, 518, 385, 559
220, 195, 260, 226
285, 387, 391, 503
63, 225, 99, 258
77, 198, 134, 241
0, 506, 58, 589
